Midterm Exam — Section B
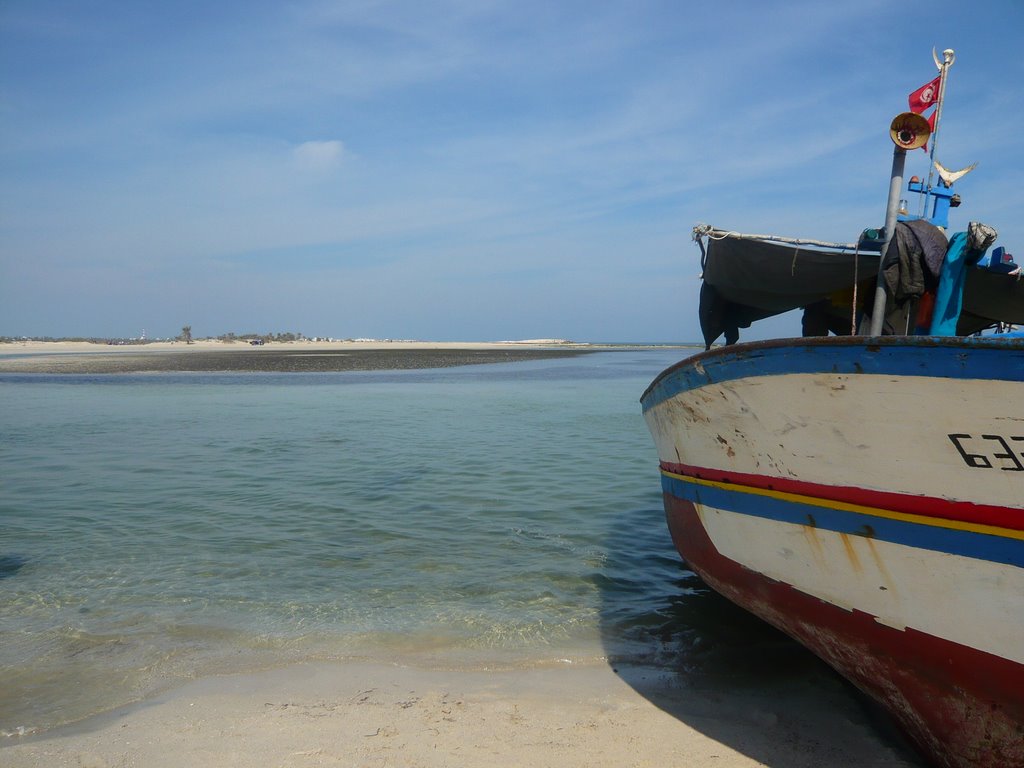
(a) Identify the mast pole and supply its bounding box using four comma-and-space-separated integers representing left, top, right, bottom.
868, 146, 908, 335
921, 48, 956, 217
869, 48, 955, 336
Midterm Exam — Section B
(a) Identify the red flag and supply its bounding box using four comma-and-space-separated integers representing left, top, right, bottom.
909, 76, 941, 113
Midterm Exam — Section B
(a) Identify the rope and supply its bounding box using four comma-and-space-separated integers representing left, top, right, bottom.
692, 223, 859, 251
851, 242, 861, 335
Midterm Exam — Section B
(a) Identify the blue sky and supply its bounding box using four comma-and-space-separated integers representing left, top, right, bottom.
2, 1, 1022, 342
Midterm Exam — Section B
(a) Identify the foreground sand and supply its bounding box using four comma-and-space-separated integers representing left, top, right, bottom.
2, 660, 916, 768
0, 340, 605, 374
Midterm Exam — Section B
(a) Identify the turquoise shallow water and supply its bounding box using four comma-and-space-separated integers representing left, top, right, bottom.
3, 349, 733, 732
0, 347, 927, 766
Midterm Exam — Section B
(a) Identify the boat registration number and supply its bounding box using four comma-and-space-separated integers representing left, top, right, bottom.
948, 433, 1024, 471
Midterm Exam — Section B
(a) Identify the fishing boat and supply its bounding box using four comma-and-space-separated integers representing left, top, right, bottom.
640, 50, 1024, 768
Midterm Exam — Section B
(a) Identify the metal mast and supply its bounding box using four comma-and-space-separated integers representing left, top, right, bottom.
920, 48, 956, 218
868, 48, 955, 337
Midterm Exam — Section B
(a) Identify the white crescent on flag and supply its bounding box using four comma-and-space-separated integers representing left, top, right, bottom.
908, 76, 942, 114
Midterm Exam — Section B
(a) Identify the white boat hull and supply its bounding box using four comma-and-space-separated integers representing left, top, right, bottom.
641, 337, 1024, 768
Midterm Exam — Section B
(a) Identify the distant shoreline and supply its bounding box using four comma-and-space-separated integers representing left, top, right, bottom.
0, 338, 586, 352
0, 342, 590, 374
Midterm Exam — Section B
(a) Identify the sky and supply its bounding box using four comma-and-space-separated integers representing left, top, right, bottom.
2, 0, 1022, 342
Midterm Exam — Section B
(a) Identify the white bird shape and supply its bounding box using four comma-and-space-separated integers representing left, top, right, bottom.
934, 159, 978, 187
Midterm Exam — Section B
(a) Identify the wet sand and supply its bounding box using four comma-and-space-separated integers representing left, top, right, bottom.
1, 660, 917, 768
0, 343, 597, 374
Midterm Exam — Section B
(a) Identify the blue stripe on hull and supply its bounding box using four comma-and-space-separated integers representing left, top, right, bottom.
642, 337, 1024, 410
662, 473, 1024, 569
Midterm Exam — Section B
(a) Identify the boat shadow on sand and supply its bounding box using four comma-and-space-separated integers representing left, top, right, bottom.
597, 502, 925, 768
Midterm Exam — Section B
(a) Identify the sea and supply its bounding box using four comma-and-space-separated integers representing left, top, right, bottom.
0, 348, 877, 741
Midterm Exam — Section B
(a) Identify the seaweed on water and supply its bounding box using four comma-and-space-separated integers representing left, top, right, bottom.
0, 554, 28, 579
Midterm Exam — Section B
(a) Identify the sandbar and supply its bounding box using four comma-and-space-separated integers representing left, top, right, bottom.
0, 340, 602, 374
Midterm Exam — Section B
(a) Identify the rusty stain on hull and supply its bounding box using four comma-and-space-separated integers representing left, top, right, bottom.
838, 532, 863, 574
863, 537, 896, 594
714, 434, 735, 458
800, 522, 827, 569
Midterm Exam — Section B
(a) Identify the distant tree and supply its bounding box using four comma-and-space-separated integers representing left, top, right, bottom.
181, 325, 193, 344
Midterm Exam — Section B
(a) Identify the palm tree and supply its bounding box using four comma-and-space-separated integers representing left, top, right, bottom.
181, 325, 193, 344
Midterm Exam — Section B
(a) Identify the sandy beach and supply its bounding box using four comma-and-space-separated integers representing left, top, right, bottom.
2, 659, 916, 768
0, 340, 605, 374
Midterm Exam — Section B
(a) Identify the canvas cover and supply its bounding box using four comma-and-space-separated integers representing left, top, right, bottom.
702, 236, 878, 312
960, 268, 1024, 333
699, 233, 1024, 346
699, 236, 878, 347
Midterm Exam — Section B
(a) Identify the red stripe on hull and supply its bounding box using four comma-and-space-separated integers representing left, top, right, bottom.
661, 461, 1024, 532
664, 493, 1024, 768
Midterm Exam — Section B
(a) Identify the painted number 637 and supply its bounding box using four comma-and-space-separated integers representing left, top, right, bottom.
948, 433, 1024, 471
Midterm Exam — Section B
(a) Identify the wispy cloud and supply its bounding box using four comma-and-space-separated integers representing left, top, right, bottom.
292, 140, 345, 171
1, 0, 1021, 340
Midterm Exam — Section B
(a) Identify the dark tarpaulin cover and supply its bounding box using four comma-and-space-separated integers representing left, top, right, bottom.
699, 233, 1024, 346
699, 236, 878, 347
960, 268, 1024, 333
